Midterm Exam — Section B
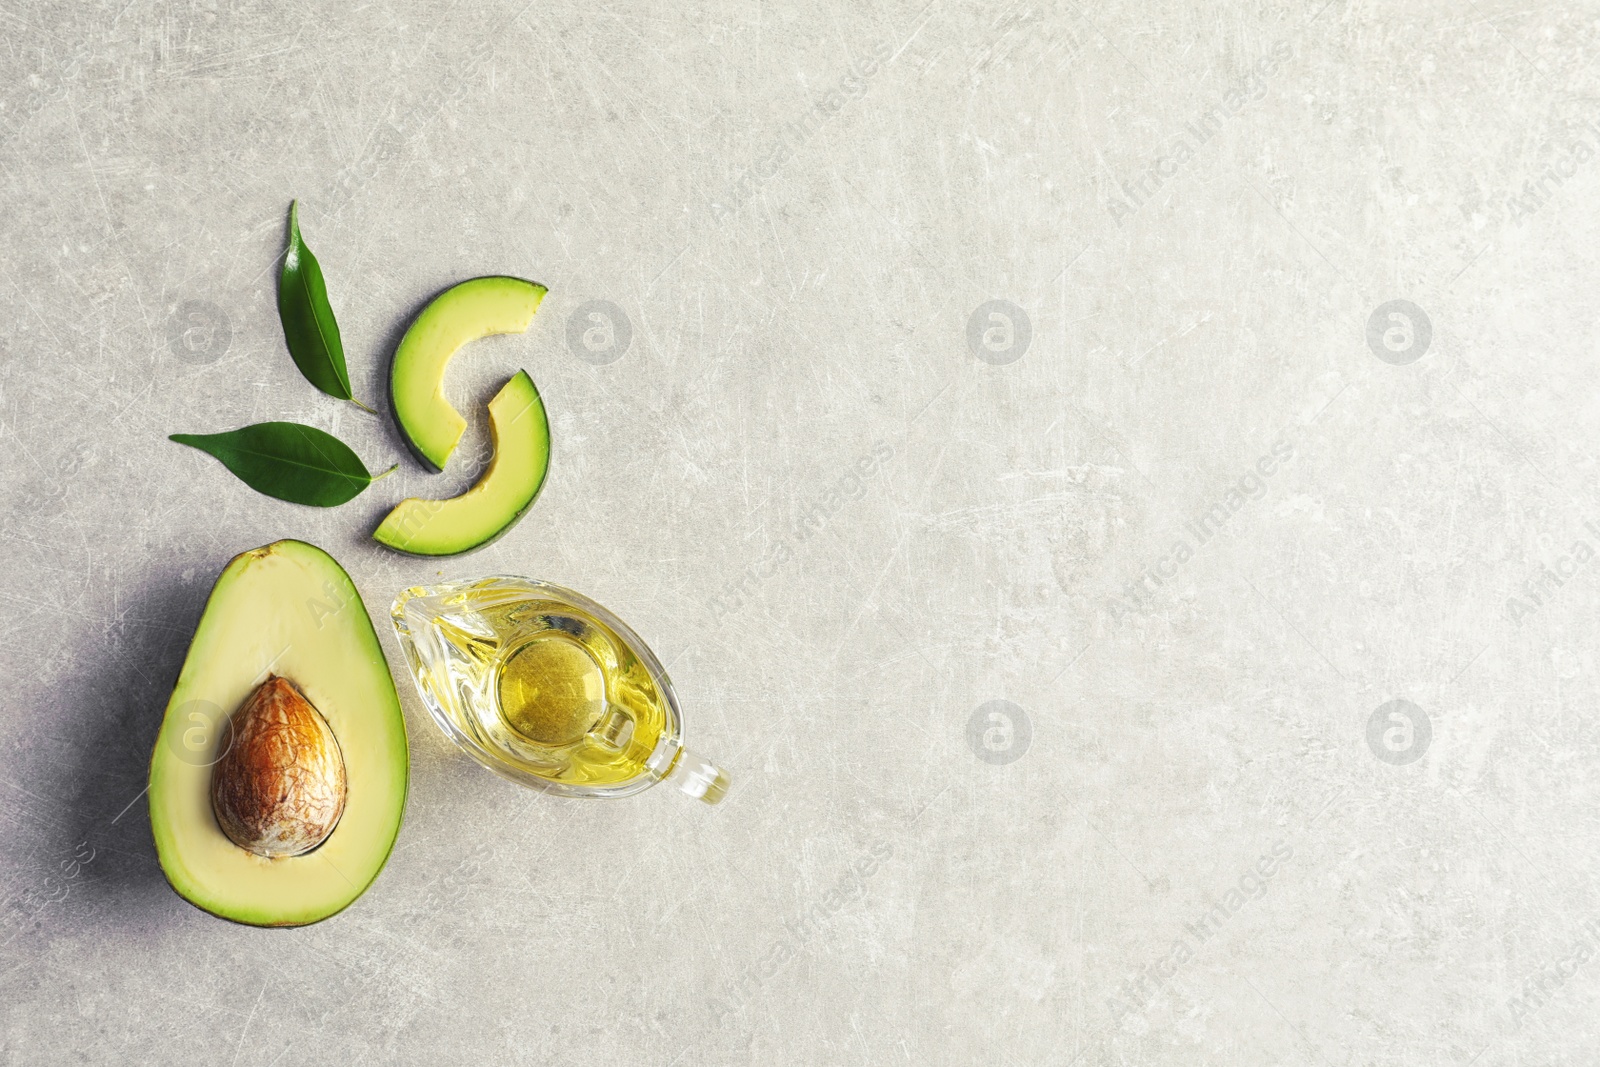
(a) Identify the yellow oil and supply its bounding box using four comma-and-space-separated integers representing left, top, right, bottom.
486, 599, 668, 787
498, 634, 607, 746
405, 589, 672, 789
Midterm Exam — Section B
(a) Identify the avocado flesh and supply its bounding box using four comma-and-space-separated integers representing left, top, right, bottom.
148, 540, 408, 927
373, 370, 550, 556
390, 276, 547, 471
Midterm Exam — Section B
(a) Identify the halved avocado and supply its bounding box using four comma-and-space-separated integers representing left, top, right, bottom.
373, 370, 550, 556
148, 540, 408, 927
390, 276, 547, 471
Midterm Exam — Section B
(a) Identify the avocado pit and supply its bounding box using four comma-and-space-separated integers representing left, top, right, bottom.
211, 675, 347, 858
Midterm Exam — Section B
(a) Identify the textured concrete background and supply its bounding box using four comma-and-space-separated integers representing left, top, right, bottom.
3, 0, 1599, 1063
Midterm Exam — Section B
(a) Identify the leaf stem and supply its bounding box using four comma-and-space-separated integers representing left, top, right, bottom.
372, 464, 400, 482
348, 397, 378, 415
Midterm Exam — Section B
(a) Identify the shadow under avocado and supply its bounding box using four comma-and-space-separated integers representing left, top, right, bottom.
60, 566, 212, 927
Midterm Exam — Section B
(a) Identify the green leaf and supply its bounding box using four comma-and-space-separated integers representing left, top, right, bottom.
278, 201, 368, 409
170, 422, 389, 507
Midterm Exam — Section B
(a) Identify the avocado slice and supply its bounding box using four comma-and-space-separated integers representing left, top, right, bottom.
373, 370, 550, 556
148, 540, 409, 927
390, 276, 547, 471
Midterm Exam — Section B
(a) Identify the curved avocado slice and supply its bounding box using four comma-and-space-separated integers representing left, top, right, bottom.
148, 540, 409, 927
390, 276, 547, 471
373, 370, 550, 556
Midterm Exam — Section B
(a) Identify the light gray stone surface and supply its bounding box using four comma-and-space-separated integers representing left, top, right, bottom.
3, 1, 1598, 1063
